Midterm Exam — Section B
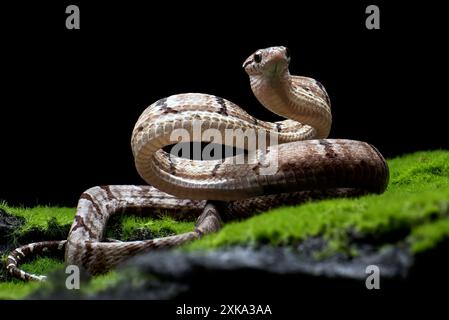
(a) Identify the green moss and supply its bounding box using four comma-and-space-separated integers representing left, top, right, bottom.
0, 257, 122, 299
0, 257, 63, 299
409, 218, 449, 253
107, 215, 195, 241
0, 205, 75, 233
20, 257, 64, 276
0, 204, 74, 247
0, 280, 42, 299
123, 216, 195, 237
81, 271, 120, 296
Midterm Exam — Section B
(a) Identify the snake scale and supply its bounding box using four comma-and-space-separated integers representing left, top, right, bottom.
6, 46, 388, 281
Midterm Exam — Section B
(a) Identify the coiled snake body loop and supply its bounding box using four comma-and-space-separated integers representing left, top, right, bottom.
6, 46, 388, 281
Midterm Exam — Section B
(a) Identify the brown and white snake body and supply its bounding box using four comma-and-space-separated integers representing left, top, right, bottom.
6, 46, 389, 281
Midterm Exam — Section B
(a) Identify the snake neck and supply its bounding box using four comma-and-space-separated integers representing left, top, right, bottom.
249, 69, 332, 139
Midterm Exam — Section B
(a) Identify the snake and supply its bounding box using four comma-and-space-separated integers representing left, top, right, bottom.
6, 46, 389, 281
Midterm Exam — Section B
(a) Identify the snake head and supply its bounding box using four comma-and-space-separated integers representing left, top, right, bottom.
243, 46, 290, 76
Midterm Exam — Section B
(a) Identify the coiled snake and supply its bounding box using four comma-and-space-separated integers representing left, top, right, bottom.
6, 46, 389, 281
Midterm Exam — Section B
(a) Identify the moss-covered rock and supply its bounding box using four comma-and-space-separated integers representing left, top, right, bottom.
0, 150, 448, 299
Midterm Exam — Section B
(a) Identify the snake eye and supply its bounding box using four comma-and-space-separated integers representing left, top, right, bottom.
285, 47, 290, 58
254, 53, 262, 63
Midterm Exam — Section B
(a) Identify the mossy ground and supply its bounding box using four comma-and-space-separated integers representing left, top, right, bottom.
0, 150, 448, 299
0, 206, 195, 299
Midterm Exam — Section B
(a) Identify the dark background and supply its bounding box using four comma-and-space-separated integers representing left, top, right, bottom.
0, 1, 446, 207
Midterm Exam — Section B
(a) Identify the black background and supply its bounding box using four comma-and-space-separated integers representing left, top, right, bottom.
0, 1, 446, 207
